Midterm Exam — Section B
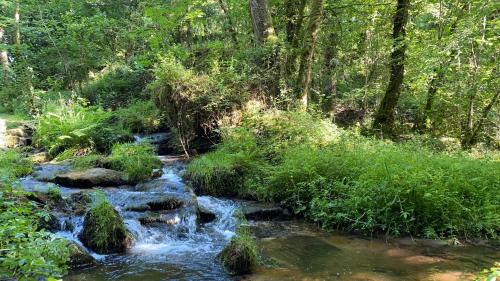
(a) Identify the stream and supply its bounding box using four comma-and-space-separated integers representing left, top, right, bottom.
18, 135, 499, 281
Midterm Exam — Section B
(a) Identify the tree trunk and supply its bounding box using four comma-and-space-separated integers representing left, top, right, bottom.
0, 28, 10, 83
373, 0, 410, 136
462, 92, 499, 149
14, 0, 21, 59
321, 29, 338, 115
284, 0, 307, 78
297, 0, 324, 110
249, 0, 276, 45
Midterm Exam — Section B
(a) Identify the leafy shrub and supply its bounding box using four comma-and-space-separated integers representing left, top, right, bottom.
114, 100, 164, 134
150, 56, 247, 154
34, 100, 132, 157
476, 262, 500, 281
0, 150, 32, 180
71, 153, 109, 170
0, 183, 69, 279
109, 143, 162, 183
81, 64, 150, 109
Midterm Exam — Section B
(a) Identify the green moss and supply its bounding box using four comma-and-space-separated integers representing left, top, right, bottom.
220, 226, 258, 275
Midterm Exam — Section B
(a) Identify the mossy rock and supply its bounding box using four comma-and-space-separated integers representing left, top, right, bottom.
78, 201, 130, 254
68, 242, 95, 269
219, 233, 257, 275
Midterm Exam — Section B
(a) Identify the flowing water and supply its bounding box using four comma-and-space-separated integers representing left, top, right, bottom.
18, 138, 499, 281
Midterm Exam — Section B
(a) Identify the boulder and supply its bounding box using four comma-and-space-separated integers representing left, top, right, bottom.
79, 202, 131, 254
32, 163, 72, 182
219, 234, 257, 275
241, 202, 291, 221
147, 197, 184, 211
68, 242, 95, 269
31, 152, 51, 164
54, 168, 127, 188
198, 207, 216, 224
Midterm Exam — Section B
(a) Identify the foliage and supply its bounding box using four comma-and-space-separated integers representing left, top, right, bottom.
0, 150, 32, 180
0, 182, 69, 280
219, 224, 257, 275
188, 111, 500, 238
81, 64, 151, 109
476, 262, 500, 281
150, 56, 247, 154
33, 100, 132, 157
114, 100, 164, 134
109, 143, 162, 183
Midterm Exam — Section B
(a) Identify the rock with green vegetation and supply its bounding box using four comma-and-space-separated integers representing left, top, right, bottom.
219, 227, 258, 275
54, 168, 128, 188
79, 194, 131, 254
68, 242, 96, 269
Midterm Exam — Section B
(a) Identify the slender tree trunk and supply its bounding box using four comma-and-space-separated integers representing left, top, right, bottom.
218, 0, 238, 45
373, 0, 410, 136
249, 0, 276, 45
0, 28, 10, 84
462, 92, 499, 149
284, 0, 307, 78
14, 0, 21, 59
297, 0, 324, 110
321, 29, 338, 115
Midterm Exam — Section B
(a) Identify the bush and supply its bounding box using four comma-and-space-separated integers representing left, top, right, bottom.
188, 110, 500, 238
150, 56, 247, 154
81, 64, 150, 109
34, 100, 132, 157
0, 150, 32, 180
114, 100, 164, 134
109, 143, 162, 183
78, 191, 129, 254
0, 182, 69, 279
219, 225, 257, 275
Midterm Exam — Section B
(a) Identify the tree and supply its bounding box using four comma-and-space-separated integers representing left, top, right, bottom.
373, 0, 410, 136
297, 0, 324, 109
249, 0, 276, 45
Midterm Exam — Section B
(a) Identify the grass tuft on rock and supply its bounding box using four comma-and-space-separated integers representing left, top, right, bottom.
79, 191, 129, 254
219, 225, 258, 275
109, 142, 162, 184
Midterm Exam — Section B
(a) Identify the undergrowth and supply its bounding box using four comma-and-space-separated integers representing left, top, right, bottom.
187, 109, 500, 238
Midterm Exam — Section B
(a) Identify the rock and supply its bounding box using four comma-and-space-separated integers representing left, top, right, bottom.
31, 152, 51, 164
147, 197, 183, 211
37, 213, 61, 232
68, 242, 95, 269
125, 204, 151, 212
33, 163, 72, 182
151, 168, 163, 179
241, 202, 291, 221
219, 234, 257, 275
5, 125, 33, 148
198, 207, 216, 224
54, 168, 127, 188
79, 202, 130, 254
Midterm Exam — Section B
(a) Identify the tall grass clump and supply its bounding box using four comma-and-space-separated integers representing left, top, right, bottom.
219, 224, 258, 275
109, 143, 162, 183
34, 100, 132, 157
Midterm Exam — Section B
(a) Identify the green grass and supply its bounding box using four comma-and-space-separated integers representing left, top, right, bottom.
109, 143, 162, 183
187, 110, 500, 238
